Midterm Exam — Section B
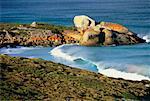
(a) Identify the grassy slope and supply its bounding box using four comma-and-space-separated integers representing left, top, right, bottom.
0, 55, 150, 100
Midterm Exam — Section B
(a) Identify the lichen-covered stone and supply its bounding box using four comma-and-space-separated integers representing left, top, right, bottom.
74, 15, 95, 35
100, 21, 129, 33
80, 29, 100, 46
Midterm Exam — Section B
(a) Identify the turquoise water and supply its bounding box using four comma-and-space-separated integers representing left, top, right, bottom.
0, 0, 150, 80
0, 43, 150, 80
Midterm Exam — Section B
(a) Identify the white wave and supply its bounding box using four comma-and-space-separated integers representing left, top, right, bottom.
50, 44, 79, 61
99, 68, 150, 81
0, 47, 39, 54
143, 35, 150, 43
50, 44, 150, 81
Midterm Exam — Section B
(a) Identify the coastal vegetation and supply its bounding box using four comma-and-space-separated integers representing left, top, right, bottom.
0, 54, 150, 100
0, 23, 75, 33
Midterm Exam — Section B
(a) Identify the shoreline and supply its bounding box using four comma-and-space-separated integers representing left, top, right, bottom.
0, 54, 150, 100
0, 22, 150, 100
0, 22, 77, 48
0, 22, 146, 48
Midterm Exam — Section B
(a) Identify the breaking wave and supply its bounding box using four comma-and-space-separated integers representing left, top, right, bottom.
143, 34, 150, 43
50, 44, 79, 61
50, 44, 150, 81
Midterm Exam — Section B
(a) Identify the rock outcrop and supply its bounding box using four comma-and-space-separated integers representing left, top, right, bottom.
0, 16, 146, 47
0, 23, 77, 47
65, 15, 145, 46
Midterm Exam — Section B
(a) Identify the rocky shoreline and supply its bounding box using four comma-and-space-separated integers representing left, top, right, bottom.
0, 20, 146, 48
0, 23, 78, 48
0, 54, 150, 100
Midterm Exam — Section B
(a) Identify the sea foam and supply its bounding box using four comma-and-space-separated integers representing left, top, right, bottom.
0, 47, 39, 54
50, 44, 80, 61
143, 35, 150, 43
50, 44, 150, 81
99, 68, 150, 81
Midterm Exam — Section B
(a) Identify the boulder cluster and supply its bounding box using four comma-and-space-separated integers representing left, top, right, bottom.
0, 16, 146, 47
67, 15, 145, 46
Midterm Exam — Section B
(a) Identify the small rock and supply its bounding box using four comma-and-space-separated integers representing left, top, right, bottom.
30, 21, 37, 27
145, 84, 150, 87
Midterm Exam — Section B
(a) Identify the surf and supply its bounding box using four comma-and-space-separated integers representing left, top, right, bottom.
0, 46, 39, 54
143, 34, 150, 43
50, 44, 150, 81
50, 44, 79, 61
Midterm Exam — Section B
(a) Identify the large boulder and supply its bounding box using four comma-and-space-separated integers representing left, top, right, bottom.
80, 29, 100, 46
93, 21, 145, 45
102, 29, 114, 45
99, 22, 129, 34
74, 15, 96, 34
113, 32, 145, 45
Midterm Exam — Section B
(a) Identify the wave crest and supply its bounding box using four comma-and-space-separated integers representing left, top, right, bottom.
143, 35, 150, 43
50, 44, 80, 61
50, 44, 150, 81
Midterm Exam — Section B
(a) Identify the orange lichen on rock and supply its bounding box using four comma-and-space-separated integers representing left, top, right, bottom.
62, 30, 82, 41
100, 22, 129, 33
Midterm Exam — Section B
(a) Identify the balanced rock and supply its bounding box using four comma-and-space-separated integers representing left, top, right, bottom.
74, 15, 95, 34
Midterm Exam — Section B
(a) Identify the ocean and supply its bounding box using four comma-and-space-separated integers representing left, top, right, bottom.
0, 0, 150, 81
